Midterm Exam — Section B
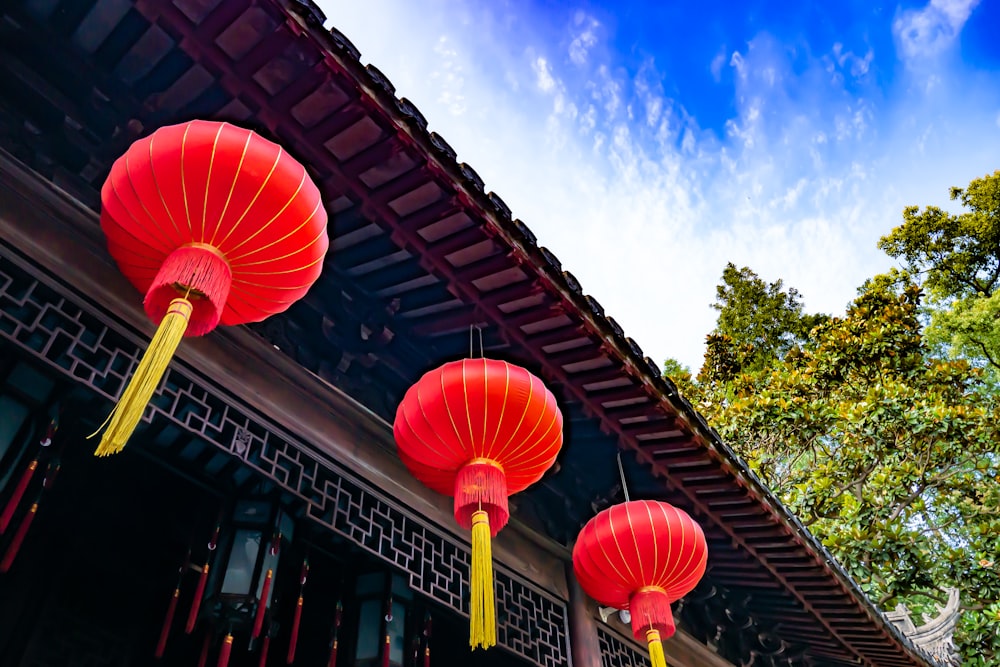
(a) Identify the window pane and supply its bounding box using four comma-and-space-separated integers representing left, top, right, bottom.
355, 599, 381, 660
221, 529, 262, 594
0, 396, 28, 465
388, 601, 407, 665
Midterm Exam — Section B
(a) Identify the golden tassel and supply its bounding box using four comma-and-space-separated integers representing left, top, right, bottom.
469, 510, 496, 649
646, 629, 668, 667
92, 298, 192, 456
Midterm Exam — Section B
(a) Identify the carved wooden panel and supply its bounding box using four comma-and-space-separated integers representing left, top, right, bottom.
598, 627, 646, 667
0, 246, 569, 667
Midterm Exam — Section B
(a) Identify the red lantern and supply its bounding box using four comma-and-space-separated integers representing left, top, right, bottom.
393, 358, 563, 649
94, 120, 328, 455
572, 500, 708, 667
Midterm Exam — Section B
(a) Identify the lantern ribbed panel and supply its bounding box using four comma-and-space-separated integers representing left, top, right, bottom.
100, 120, 328, 334
572, 500, 708, 641
393, 358, 563, 531
394, 358, 563, 650
92, 120, 329, 455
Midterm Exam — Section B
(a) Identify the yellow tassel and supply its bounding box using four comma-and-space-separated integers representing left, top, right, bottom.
92, 298, 192, 456
646, 629, 668, 667
469, 510, 496, 649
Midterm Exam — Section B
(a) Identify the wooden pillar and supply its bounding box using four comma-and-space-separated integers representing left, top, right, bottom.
566, 561, 603, 667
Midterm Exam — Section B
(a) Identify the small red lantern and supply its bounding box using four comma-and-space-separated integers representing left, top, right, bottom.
572, 500, 708, 667
393, 358, 563, 649
94, 120, 328, 455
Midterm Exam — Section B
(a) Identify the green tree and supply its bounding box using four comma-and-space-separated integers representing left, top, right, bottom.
708, 264, 811, 368
697, 264, 826, 391
686, 275, 1000, 664
662, 357, 692, 383
880, 170, 1000, 377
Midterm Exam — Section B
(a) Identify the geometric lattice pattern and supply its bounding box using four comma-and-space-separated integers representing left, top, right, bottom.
598, 627, 647, 667
0, 246, 568, 667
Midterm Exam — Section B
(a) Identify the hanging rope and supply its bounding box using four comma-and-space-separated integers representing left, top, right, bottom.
617, 451, 631, 502
468, 325, 485, 359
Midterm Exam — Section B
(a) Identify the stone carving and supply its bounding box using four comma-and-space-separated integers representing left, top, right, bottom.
886, 588, 961, 666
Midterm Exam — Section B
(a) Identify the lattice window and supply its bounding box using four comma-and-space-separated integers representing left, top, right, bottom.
598, 627, 647, 667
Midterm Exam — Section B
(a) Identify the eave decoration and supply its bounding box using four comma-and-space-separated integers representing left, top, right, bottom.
94, 120, 328, 455
573, 500, 708, 667
393, 358, 564, 649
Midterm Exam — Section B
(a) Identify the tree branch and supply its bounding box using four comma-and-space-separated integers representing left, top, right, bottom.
973, 338, 1000, 372
888, 483, 926, 523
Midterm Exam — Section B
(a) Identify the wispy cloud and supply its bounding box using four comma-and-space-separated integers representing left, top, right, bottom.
569, 12, 600, 66
324, 0, 1000, 371
532, 56, 556, 92
710, 47, 727, 83
893, 0, 981, 63
432, 36, 467, 115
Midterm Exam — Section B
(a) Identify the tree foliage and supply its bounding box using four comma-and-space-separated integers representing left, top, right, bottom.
880, 170, 1000, 379
685, 200, 1000, 662
700, 264, 825, 384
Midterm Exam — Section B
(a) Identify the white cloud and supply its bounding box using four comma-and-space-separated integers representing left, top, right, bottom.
832, 42, 875, 78
710, 47, 727, 82
569, 13, 600, 65
588, 65, 624, 119
533, 56, 556, 92
432, 36, 466, 115
730, 50, 747, 80
893, 0, 981, 62
322, 0, 1000, 371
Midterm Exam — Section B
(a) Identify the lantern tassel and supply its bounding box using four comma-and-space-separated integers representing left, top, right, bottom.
327, 638, 339, 667
469, 509, 496, 649
217, 634, 234, 667
0, 460, 37, 534
327, 600, 342, 667
187, 563, 210, 633
0, 502, 37, 573
287, 559, 308, 664
258, 635, 271, 667
287, 595, 303, 664
646, 629, 668, 667
155, 587, 180, 658
423, 613, 432, 667
93, 298, 192, 456
197, 633, 211, 667
252, 569, 273, 640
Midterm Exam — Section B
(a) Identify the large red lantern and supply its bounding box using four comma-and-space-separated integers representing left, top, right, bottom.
94, 120, 328, 455
572, 500, 708, 667
393, 358, 563, 649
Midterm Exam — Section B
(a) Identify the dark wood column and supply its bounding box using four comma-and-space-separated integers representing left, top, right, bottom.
566, 562, 603, 667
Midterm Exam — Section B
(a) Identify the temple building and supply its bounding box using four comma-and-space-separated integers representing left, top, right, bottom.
0, 1, 945, 666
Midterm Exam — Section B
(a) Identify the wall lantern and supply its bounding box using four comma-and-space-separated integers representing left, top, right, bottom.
156, 495, 296, 666
203, 498, 294, 636
353, 571, 414, 667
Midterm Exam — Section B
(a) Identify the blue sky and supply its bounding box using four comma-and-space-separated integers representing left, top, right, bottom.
324, 0, 1000, 371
